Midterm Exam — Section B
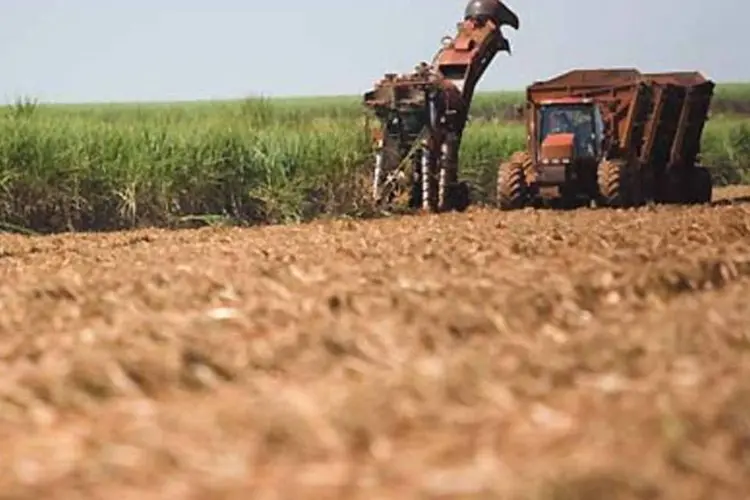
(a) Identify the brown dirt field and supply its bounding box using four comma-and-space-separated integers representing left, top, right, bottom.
0, 187, 749, 499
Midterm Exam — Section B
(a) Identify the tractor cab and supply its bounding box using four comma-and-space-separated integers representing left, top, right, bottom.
533, 98, 604, 165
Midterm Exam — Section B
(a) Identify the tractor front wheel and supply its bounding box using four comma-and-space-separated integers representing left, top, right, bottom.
497, 158, 528, 210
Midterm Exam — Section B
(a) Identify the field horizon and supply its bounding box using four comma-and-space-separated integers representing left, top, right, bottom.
6, 78, 750, 109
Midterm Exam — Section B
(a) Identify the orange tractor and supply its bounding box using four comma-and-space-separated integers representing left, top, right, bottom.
497, 69, 715, 209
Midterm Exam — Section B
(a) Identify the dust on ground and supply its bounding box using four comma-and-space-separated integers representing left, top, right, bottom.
0, 187, 749, 499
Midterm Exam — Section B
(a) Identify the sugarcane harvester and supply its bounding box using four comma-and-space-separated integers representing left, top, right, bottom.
362, 0, 520, 212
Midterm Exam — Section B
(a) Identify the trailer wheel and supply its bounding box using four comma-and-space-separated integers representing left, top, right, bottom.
688, 166, 712, 204
597, 159, 631, 208
497, 158, 528, 210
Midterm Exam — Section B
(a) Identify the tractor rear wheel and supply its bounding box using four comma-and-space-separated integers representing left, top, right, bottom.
597, 158, 632, 208
497, 157, 528, 210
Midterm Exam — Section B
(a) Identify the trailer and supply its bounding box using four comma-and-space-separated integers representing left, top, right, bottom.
496, 68, 714, 210
641, 72, 715, 204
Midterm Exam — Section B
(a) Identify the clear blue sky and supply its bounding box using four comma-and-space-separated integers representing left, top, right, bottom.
0, 0, 745, 104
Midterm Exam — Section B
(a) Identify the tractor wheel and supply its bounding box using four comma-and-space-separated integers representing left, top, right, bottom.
688, 166, 712, 204
597, 158, 632, 208
510, 151, 534, 177
497, 158, 528, 210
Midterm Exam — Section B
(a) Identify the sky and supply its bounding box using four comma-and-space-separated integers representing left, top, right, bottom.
0, 0, 745, 104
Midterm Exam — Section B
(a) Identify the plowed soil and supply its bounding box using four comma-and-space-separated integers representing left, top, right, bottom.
1, 187, 750, 499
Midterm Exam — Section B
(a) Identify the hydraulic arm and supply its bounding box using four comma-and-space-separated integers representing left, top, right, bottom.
363, 0, 520, 212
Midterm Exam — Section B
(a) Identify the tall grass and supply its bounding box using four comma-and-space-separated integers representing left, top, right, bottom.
1, 92, 749, 233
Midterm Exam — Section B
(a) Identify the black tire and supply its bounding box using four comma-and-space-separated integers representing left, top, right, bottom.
597, 158, 631, 208
638, 167, 655, 206
497, 159, 527, 210
688, 166, 712, 204
446, 181, 471, 212
630, 165, 647, 207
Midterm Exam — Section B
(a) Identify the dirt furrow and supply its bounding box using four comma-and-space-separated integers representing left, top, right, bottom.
0, 187, 747, 498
